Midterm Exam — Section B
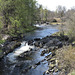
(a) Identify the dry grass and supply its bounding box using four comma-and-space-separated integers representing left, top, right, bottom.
50, 22, 62, 25
56, 45, 75, 73
68, 70, 75, 75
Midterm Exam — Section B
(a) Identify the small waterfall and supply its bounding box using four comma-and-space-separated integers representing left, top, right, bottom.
6, 41, 34, 63
34, 24, 40, 27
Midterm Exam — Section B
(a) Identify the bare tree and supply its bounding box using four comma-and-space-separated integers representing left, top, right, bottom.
56, 5, 66, 18
65, 8, 75, 40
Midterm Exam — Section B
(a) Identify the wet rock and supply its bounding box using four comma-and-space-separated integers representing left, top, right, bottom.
50, 46, 56, 51
6, 35, 22, 41
50, 58, 56, 64
71, 43, 75, 46
3, 41, 21, 53
41, 59, 46, 62
45, 40, 54, 47
48, 65, 58, 73
22, 66, 32, 73
18, 51, 32, 58
32, 65, 37, 69
46, 57, 52, 61
45, 53, 52, 58
45, 49, 50, 53
22, 68, 29, 73
28, 40, 34, 45
16, 63, 23, 67
0, 53, 4, 60
54, 68, 58, 72
34, 41, 39, 47
60, 35, 69, 41
46, 70, 49, 74
55, 46, 58, 49
53, 39, 59, 44
18, 54, 25, 58
35, 61, 40, 65
3, 41, 21, 51
39, 42, 43, 48
0, 41, 21, 60
44, 39, 60, 48
55, 42, 63, 48
64, 36, 69, 41
48, 40, 54, 44
34, 38, 41, 41
3, 41, 10, 45
0, 44, 3, 49
49, 63, 55, 68
52, 52, 56, 56
55, 59, 59, 66
41, 38, 50, 44
49, 68, 55, 72
43, 72, 45, 75
41, 50, 46, 56
43, 46, 48, 49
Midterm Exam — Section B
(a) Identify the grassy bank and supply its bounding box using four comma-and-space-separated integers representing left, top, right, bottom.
52, 31, 75, 74
55, 45, 75, 74
68, 70, 75, 75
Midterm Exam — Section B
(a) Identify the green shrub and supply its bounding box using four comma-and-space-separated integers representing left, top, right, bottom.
68, 70, 75, 75
0, 40, 5, 44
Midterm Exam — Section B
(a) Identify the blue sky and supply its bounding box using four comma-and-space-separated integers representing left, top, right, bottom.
36, 0, 75, 11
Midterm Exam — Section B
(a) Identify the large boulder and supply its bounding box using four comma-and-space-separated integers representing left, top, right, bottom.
45, 40, 54, 47
1, 41, 21, 58
28, 40, 34, 45
34, 38, 41, 41
56, 42, 63, 48
41, 38, 50, 44
34, 41, 40, 47
39, 42, 43, 48
6, 35, 22, 41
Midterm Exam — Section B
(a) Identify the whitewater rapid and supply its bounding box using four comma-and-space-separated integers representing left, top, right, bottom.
6, 41, 34, 63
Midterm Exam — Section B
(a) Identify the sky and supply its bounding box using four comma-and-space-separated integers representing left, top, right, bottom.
36, 0, 75, 11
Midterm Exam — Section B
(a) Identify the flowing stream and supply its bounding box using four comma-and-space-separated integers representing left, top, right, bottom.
0, 24, 59, 75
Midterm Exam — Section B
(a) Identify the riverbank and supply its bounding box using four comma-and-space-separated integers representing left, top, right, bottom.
0, 34, 74, 75
17, 33, 72, 75
33, 33, 75, 75
0, 25, 75, 75
28, 32, 75, 75
0, 25, 38, 60
55, 45, 75, 75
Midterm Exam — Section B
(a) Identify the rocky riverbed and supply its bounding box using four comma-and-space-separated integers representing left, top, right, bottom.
0, 36, 22, 60
0, 25, 74, 75
15, 34, 70, 75
0, 34, 74, 75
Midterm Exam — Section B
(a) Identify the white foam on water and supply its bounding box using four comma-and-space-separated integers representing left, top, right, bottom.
6, 41, 34, 63
34, 24, 41, 27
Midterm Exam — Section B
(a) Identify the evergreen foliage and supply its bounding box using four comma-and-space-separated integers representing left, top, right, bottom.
0, 0, 37, 36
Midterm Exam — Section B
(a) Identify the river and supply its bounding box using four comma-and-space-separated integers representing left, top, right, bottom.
0, 24, 59, 75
